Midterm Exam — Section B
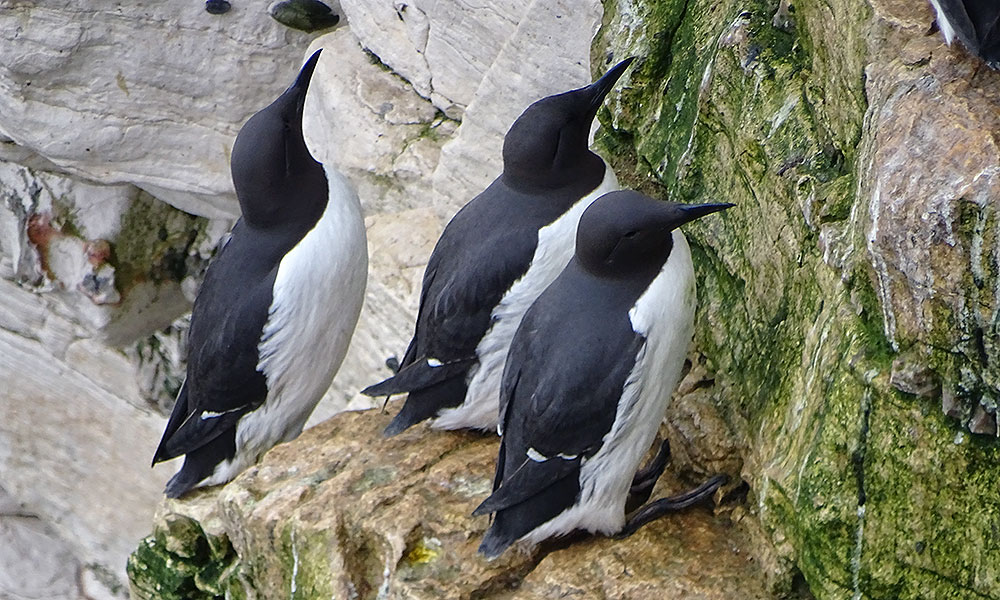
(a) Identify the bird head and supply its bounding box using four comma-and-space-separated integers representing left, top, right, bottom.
230, 49, 326, 227
501, 57, 634, 190
576, 190, 733, 276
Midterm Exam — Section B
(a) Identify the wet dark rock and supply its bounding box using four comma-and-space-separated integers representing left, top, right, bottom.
268, 0, 340, 33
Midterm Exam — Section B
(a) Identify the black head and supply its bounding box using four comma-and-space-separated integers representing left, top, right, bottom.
501, 57, 634, 191
230, 49, 327, 228
576, 190, 733, 277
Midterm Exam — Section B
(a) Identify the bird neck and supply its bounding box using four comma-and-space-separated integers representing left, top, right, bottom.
500, 151, 605, 197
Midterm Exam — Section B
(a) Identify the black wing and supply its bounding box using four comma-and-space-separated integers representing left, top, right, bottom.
152, 231, 276, 463
481, 278, 646, 512
965, 0, 1000, 62
934, 0, 1000, 63
363, 181, 542, 396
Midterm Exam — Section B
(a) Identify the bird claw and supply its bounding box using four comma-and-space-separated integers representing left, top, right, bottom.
625, 438, 671, 512
616, 474, 728, 539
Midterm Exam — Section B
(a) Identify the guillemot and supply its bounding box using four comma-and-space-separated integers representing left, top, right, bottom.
363, 58, 634, 436
152, 49, 368, 498
474, 190, 731, 558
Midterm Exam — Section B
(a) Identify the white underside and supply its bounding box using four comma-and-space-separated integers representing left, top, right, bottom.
432, 164, 620, 431
521, 230, 697, 544
199, 166, 368, 486
928, 0, 957, 45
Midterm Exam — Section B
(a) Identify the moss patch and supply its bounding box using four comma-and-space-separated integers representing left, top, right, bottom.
596, 0, 1000, 598
127, 514, 240, 600
112, 190, 210, 296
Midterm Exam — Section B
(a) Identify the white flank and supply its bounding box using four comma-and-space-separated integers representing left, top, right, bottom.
202, 165, 367, 485
928, 0, 957, 45
522, 230, 697, 543
433, 163, 620, 431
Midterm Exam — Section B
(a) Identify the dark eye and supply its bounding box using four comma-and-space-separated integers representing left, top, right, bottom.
624, 230, 638, 238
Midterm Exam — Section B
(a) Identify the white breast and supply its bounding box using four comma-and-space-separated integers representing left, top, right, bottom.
432, 163, 620, 431
522, 229, 697, 543
234, 165, 368, 468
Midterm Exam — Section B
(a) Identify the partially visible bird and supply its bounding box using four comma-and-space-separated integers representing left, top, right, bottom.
474, 190, 731, 559
362, 58, 634, 436
152, 49, 368, 498
928, 0, 1000, 68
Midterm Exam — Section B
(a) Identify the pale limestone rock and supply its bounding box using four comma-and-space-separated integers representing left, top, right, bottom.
0, 279, 174, 599
303, 29, 456, 216
0, 1, 317, 219
0, 511, 82, 600
338, 0, 525, 117
431, 0, 606, 215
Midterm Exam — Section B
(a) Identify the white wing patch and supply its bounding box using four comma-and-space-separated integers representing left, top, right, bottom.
434, 163, 620, 432
527, 447, 547, 462
199, 407, 242, 421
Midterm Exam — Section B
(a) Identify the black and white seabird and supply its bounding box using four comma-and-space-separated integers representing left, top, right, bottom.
152, 49, 368, 498
928, 0, 1000, 68
362, 58, 634, 436
474, 190, 731, 558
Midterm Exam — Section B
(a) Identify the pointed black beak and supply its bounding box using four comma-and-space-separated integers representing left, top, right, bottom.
276, 48, 322, 120
674, 202, 734, 228
293, 48, 323, 91
585, 56, 635, 114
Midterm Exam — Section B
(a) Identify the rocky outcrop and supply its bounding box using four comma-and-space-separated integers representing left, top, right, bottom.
127, 408, 775, 600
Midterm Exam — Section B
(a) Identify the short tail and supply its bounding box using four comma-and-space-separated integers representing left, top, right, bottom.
163, 463, 205, 499
362, 357, 475, 397
159, 430, 238, 498
478, 519, 520, 560
383, 375, 469, 436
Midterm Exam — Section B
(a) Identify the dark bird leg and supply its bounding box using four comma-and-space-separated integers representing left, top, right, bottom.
377, 356, 400, 414
625, 438, 671, 513
971, 60, 985, 82
616, 474, 727, 539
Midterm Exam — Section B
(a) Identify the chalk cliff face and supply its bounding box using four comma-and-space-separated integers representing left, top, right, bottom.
0, 0, 609, 597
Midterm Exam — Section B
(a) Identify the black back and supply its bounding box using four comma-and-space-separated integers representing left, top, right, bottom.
152, 50, 331, 493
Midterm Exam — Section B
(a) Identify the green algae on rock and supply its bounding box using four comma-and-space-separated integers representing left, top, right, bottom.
595, 0, 1000, 598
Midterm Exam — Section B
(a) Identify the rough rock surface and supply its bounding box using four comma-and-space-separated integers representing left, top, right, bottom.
127, 408, 776, 600
0, 1, 312, 219
594, 0, 1000, 597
